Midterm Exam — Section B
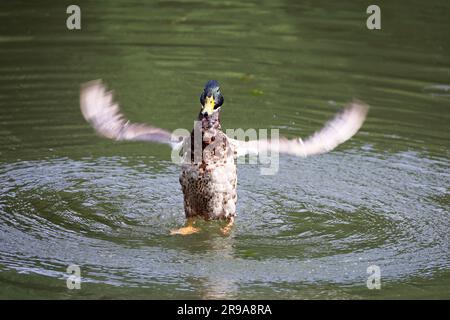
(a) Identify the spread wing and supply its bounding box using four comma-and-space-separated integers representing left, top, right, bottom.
229, 101, 369, 157
80, 80, 182, 148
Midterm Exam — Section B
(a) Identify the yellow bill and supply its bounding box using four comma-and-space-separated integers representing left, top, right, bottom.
202, 96, 215, 115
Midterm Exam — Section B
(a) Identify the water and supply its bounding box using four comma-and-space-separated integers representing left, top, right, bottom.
0, 0, 449, 299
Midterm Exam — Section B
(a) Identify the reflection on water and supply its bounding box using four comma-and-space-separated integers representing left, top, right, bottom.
0, 0, 449, 298
0, 150, 448, 298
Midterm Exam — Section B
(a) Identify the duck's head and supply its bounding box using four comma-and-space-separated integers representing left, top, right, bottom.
199, 80, 224, 119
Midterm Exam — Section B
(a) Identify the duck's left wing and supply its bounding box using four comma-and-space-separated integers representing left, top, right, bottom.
229, 101, 369, 157
80, 80, 182, 149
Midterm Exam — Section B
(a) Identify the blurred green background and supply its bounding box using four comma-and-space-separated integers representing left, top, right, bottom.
0, 0, 449, 299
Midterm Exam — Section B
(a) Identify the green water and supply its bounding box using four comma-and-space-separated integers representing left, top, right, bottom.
0, 0, 449, 299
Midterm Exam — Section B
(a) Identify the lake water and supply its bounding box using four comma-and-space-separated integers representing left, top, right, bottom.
0, 0, 449, 299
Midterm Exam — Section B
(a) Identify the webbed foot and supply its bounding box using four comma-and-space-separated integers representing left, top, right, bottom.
170, 218, 200, 236
220, 216, 234, 236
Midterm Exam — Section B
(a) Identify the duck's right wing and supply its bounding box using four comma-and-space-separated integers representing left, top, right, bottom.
80, 80, 183, 149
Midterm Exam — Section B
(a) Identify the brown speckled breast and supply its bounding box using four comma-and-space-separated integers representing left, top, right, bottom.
179, 129, 237, 220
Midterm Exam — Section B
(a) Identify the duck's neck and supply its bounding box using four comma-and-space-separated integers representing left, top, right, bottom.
198, 111, 221, 131
189, 111, 222, 162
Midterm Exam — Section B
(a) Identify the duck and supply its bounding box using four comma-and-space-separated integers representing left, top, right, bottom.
80, 79, 368, 235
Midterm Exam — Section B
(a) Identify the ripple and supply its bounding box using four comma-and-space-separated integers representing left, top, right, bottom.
0, 149, 448, 297
1, 0, 449, 299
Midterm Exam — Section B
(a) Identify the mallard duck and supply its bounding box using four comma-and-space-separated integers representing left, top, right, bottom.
80, 80, 368, 235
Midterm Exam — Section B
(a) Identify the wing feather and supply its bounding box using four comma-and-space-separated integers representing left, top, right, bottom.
80, 80, 180, 148
229, 101, 369, 157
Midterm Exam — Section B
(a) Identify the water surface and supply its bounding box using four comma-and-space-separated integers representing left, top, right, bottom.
0, 0, 449, 299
